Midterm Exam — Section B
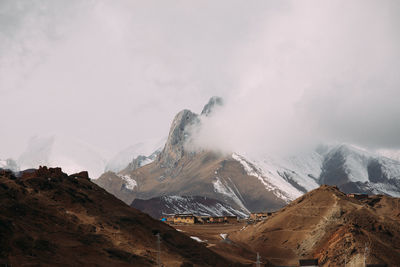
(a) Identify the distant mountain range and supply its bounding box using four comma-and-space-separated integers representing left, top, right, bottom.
1, 136, 165, 179
105, 138, 166, 173
95, 97, 400, 213
7, 135, 107, 178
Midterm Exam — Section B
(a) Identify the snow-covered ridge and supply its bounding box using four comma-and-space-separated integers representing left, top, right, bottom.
377, 149, 400, 162
321, 145, 400, 180
232, 153, 302, 202
212, 176, 249, 213
232, 144, 400, 199
160, 195, 248, 218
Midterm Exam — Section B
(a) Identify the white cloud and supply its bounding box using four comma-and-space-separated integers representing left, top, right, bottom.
0, 0, 399, 161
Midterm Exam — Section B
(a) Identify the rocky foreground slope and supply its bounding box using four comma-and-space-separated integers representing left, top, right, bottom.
0, 167, 239, 267
230, 185, 400, 266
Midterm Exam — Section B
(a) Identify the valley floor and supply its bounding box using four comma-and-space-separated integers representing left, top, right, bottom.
171, 223, 260, 266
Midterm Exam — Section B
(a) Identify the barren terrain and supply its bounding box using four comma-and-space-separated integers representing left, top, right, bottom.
0, 167, 241, 267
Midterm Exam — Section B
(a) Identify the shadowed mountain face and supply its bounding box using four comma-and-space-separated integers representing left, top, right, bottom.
131, 195, 248, 219
0, 167, 239, 267
231, 185, 400, 266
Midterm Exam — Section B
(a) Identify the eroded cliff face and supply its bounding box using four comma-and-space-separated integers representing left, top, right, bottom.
157, 109, 199, 170
156, 96, 224, 171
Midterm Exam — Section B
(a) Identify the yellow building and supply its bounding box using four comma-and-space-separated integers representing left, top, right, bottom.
173, 214, 196, 224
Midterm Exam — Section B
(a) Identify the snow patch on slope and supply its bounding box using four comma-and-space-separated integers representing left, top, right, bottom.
232, 153, 302, 201
190, 236, 204, 243
119, 174, 137, 190
377, 149, 400, 162
212, 177, 249, 213
162, 195, 248, 218
106, 137, 166, 172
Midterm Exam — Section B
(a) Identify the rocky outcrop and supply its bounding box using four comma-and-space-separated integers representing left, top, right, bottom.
201, 96, 223, 116
124, 149, 161, 173
232, 185, 400, 266
156, 96, 224, 171
157, 109, 199, 170
105, 138, 166, 173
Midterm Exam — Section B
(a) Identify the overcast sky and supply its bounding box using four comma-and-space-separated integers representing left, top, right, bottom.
1, 0, 400, 160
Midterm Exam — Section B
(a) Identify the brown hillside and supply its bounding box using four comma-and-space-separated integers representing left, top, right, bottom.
231, 185, 400, 266
0, 167, 242, 267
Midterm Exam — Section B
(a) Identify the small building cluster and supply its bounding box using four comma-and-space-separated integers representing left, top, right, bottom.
161, 212, 278, 224
249, 212, 274, 222
161, 214, 239, 224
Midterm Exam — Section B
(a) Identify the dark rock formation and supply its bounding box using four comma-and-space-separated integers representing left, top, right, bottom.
157, 109, 199, 170
201, 96, 224, 116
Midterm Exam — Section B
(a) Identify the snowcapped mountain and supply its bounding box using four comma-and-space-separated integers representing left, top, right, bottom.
18, 135, 106, 178
131, 195, 248, 219
238, 143, 400, 199
319, 144, 400, 196
96, 97, 294, 211
96, 97, 400, 212
105, 137, 166, 173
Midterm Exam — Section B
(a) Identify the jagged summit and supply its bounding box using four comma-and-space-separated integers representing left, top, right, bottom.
157, 97, 224, 169
157, 109, 199, 169
201, 96, 224, 116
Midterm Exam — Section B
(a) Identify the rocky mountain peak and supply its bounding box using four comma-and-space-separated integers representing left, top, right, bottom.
201, 96, 223, 116
157, 109, 199, 169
